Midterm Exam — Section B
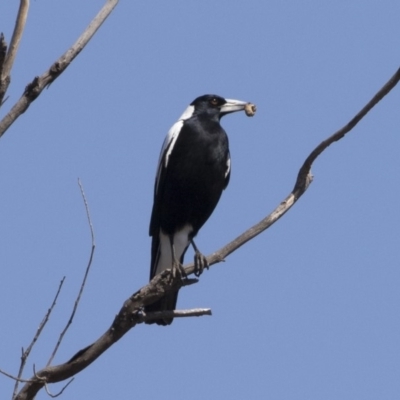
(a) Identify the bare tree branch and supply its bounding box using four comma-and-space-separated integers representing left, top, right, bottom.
11, 277, 65, 400
0, 0, 119, 139
295, 67, 400, 193
46, 179, 96, 367
3, 181, 95, 399
0, 369, 33, 384
0, 0, 30, 106
184, 67, 400, 275
78, 178, 96, 247
43, 378, 74, 398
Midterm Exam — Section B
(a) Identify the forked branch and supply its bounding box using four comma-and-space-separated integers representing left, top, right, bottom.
46, 179, 96, 367
12, 278, 65, 399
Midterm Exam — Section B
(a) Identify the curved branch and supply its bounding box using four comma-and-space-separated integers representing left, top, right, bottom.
185, 67, 400, 274
14, 66, 400, 400
0, 0, 119, 139
295, 67, 400, 193
43, 378, 74, 398
46, 179, 96, 367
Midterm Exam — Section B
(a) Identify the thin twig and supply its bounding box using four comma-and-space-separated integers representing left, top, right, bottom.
140, 308, 212, 322
12, 277, 65, 399
0, 368, 33, 383
43, 378, 74, 398
0, 0, 119, 138
46, 180, 96, 366
0, 0, 30, 105
78, 178, 95, 245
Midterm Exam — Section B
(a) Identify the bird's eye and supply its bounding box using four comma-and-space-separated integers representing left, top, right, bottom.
210, 97, 218, 106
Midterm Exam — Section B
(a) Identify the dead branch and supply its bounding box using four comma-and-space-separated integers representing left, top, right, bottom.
0, 369, 33, 384
46, 180, 96, 367
13, 66, 400, 400
11, 277, 65, 399
184, 67, 400, 275
0, 0, 119, 139
4, 179, 96, 398
43, 378, 74, 398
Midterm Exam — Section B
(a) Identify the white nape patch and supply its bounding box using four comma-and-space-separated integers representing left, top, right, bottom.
155, 105, 195, 193
225, 156, 231, 178
156, 225, 193, 275
178, 105, 195, 121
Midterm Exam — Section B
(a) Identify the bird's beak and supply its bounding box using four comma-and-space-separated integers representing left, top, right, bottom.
220, 99, 248, 116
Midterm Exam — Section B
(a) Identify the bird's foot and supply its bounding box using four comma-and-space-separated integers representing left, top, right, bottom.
194, 251, 209, 277
171, 259, 187, 280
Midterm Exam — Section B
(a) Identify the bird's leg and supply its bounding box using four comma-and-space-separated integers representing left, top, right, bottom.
191, 239, 209, 277
169, 235, 187, 279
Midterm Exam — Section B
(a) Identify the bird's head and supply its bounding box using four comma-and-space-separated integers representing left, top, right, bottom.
188, 94, 248, 121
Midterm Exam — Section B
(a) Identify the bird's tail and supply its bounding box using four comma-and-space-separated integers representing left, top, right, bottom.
145, 233, 182, 326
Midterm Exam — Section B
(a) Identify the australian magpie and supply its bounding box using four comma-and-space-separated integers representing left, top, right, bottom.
146, 94, 253, 325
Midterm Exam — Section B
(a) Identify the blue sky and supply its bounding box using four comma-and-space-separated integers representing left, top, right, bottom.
1, 1, 400, 399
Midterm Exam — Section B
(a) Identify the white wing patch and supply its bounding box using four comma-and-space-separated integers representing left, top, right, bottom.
163, 121, 182, 168
155, 105, 195, 193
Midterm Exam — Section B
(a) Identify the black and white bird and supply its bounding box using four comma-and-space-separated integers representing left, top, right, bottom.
146, 94, 253, 325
